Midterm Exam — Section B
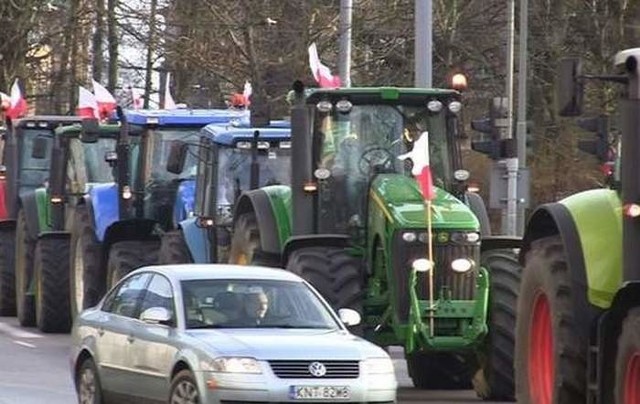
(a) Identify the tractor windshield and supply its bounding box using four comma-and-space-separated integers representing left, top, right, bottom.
314, 104, 454, 234
66, 137, 118, 193
18, 129, 54, 191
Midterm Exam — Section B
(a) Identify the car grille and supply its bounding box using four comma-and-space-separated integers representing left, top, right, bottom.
268, 360, 360, 379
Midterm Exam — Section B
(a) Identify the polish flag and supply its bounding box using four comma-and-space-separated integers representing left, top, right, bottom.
92, 80, 117, 120
6, 79, 28, 120
76, 86, 99, 119
398, 131, 436, 201
308, 43, 342, 88
129, 85, 143, 109
164, 73, 177, 109
242, 81, 252, 106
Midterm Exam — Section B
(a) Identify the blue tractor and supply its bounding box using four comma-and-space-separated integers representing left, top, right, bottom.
68, 108, 249, 316
159, 123, 291, 265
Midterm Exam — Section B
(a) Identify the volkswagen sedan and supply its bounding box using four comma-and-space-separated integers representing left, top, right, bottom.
70, 264, 397, 403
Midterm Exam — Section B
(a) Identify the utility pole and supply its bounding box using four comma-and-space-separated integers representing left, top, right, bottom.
338, 0, 353, 87
515, 0, 529, 236
414, 0, 432, 87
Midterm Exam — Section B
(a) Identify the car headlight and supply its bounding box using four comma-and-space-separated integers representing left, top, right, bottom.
362, 357, 394, 374
209, 357, 262, 374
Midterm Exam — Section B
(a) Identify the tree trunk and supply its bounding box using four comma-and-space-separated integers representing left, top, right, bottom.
107, 0, 119, 93
92, 0, 105, 83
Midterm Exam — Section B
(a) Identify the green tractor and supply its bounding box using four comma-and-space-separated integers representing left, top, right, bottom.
515, 49, 640, 404
229, 82, 521, 398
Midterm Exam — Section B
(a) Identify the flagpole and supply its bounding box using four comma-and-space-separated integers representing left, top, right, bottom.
426, 199, 434, 337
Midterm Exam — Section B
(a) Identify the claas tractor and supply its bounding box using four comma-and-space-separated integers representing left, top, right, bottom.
160, 122, 291, 265
515, 48, 640, 404
0, 116, 83, 318
229, 82, 522, 399
69, 108, 249, 316
12, 120, 124, 331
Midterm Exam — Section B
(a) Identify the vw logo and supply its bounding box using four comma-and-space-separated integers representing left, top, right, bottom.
308, 361, 327, 377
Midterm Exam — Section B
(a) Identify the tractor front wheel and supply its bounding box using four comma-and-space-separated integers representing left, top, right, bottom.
407, 351, 473, 390
473, 248, 520, 401
15, 209, 35, 327
34, 238, 71, 333
615, 307, 640, 404
0, 227, 16, 316
159, 230, 193, 264
107, 240, 160, 288
228, 212, 261, 265
515, 235, 586, 404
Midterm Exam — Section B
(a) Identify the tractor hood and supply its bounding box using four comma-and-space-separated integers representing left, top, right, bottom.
370, 174, 479, 230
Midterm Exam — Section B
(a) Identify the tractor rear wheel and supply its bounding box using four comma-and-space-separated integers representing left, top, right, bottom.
515, 235, 586, 404
467, 192, 492, 236
34, 237, 71, 333
159, 230, 193, 264
228, 212, 261, 265
15, 209, 35, 327
474, 248, 520, 401
285, 247, 363, 312
615, 307, 640, 404
0, 227, 16, 315
69, 205, 104, 318
107, 240, 160, 288
407, 351, 473, 389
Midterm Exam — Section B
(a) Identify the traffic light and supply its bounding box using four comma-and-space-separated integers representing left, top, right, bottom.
576, 115, 609, 162
470, 97, 515, 160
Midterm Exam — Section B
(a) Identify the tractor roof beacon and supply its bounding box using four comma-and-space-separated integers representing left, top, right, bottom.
514, 48, 640, 404
229, 83, 522, 399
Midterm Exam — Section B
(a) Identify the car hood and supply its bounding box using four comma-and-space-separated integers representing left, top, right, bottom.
186, 328, 387, 360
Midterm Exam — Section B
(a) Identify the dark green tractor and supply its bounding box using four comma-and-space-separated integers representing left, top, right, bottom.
229, 84, 521, 399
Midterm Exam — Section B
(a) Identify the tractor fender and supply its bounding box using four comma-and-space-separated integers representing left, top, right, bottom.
520, 200, 605, 340
38, 231, 71, 242
173, 179, 196, 225
282, 235, 350, 266
102, 218, 159, 254
480, 236, 521, 253
88, 183, 119, 242
178, 217, 210, 263
234, 187, 290, 255
18, 190, 48, 240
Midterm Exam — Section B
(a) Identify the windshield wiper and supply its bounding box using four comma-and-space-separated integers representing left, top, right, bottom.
259, 324, 334, 329
187, 324, 232, 329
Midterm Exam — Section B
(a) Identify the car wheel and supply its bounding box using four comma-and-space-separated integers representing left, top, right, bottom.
169, 369, 200, 404
76, 357, 103, 404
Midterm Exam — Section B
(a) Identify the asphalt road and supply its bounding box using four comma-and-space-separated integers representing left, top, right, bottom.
0, 316, 510, 404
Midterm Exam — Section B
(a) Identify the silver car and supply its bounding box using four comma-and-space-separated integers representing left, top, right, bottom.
70, 264, 397, 403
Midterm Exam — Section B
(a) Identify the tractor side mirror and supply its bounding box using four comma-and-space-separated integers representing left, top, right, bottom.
80, 118, 100, 143
557, 57, 584, 117
104, 151, 118, 166
31, 136, 49, 159
167, 140, 188, 174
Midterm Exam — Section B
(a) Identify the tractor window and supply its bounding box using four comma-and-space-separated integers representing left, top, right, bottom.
18, 129, 53, 190
66, 137, 118, 194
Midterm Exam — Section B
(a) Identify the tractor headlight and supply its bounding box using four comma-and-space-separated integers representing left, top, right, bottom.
450, 231, 480, 244
451, 258, 474, 273
402, 232, 417, 242
448, 101, 462, 114
427, 100, 443, 112
412, 258, 432, 272
316, 100, 333, 113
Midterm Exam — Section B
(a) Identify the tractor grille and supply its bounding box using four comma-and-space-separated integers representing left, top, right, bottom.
268, 360, 360, 379
393, 230, 480, 321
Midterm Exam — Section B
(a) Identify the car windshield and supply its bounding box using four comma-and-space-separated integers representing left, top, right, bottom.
181, 279, 340, 330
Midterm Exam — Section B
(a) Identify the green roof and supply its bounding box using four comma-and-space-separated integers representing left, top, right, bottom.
304, 86, 460, 104
53, 123, 140, 137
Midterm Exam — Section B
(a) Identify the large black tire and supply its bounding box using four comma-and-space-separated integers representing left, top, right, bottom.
34, 237, 71, 333
228, 212, 261, 265
169, 369, 199, 404
473, 249, 520, 401
467, 192, 492, 236
407, 351, 473, 389
76, 357, 103, 404
159, 229, 193, 264
0, 227, 16, 315
69, 205, 104, 318
106, 240, 160, 288
285, 247, 363, 312
515, 235, 586, 404
614, 307, 640, 404
15, 209, 35, 327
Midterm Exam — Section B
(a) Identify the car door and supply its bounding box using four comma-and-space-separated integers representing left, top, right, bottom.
128, 273, 178, 401
95, 272, 152, 396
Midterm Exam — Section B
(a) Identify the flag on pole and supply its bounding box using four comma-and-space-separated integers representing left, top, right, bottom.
76, 86, 99, 119
243, 81, 252, 104
398, 131, 436, 201
308, 43, 342, 88
92, 80, 117, 120
129, 85, 143, 109
164, 73, 177, 109
6, 79, 28, 120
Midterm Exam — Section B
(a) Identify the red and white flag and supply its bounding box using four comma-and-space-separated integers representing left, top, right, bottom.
76, 86, 99, 119
242, 81, 252, 106
398, 131, 436, 201
164, 73, 177, 109
308, 43, 342, 88
6, 79, 28, 120
129, 85, 143, 109
92, 80, 116, 120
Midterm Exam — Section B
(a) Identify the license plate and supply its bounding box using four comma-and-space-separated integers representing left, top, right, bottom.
289, 385, 351, 400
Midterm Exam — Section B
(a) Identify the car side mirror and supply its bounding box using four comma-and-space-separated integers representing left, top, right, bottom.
338, 308, 361, 327
140, 307, 173, 326
31, 136, 49, 159
80, 118, 100, 143
167, 140, 188, 174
